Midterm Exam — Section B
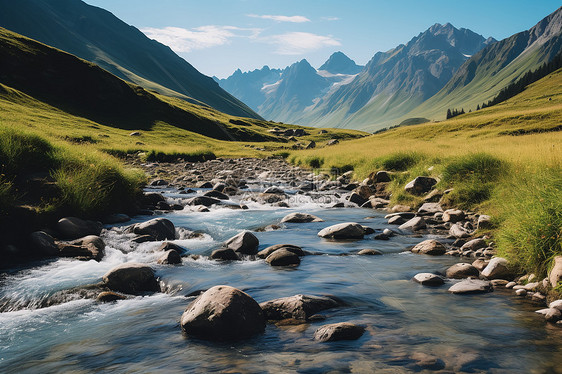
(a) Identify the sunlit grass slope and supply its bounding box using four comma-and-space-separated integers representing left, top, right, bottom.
290, 68, 562, 277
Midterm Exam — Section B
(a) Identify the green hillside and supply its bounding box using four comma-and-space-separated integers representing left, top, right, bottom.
0, 0, 261, 119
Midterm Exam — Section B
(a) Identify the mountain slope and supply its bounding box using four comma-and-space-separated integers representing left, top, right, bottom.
298, 23, 494, 131
0, 0, 260, 119
0, 27, 282, 142
407, 6, 562, 122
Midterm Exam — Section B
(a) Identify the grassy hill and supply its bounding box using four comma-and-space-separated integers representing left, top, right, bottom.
0, 0, 260, 119
0, 27, 364, 156
290, 67, 562, 277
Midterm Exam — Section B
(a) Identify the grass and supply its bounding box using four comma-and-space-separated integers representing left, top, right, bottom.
0, 128, 145, 220
288, 67, 562, 277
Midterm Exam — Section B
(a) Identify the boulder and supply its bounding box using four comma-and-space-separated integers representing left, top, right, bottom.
203, 190, 229, 200
448, 279, 493, 294
70, 235, 105, 252
306, 141, 316, 149
211, 248, 239, 261
326, 139, 339, 146
460, 238, 487, 252
449, 223, 470, 238
481, 257, 513, 280
545, 308, 561, 323
150, 179, 168, 186
417, 203, 443, 215
180, 285, 265, 341
260, 294, 340, 321
157, 249, 182, 265
442, 209, 465, 223
358, 249, 383, 255
224, 231, 259, 255
314, 322, 365, 342
353, 185, 374, 200
399, 217, 427, 231
57, 242, 104, 261
257, 244, 304, 259
549, 256, 562, 288
413, 273, 445, 286
549, 300, 562, 311
472, 259, 489, 272
373, 171, 391, 183
29, 231, 58, 256
410, 240, 446, 256
347, 192, 368, 206
446, 263, 479, 279
404, 176, 437, 195
157, 242, 187, 254
133, 218, 175, 240
477, 215, 492, 230
56, 217, 102, 240
318, 223, 365, 239
265, 249, 301, 267
186, 196, 221, 207
143, 192, 166, 205
281, 213, 323, 223
196, 181, 213, 188
102, 263, 160, 294
388, 215, 406, 225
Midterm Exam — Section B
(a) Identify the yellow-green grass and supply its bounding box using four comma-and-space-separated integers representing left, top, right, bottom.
289, 68, 562, 278
0, 83, 364, 160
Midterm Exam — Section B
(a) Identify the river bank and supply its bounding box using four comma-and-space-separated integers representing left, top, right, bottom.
1, 157, 561, 373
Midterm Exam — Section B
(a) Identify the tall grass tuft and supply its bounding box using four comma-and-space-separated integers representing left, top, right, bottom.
144, 150, 216, 163
496, 170, 562, 276
378, 152, 423, 171
0, 129, 58, 174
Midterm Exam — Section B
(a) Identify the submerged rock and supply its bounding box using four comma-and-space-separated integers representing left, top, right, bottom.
102, 263, 160, 294
157, 249, 182, 265
281, 212, 323, 223
260, 294, 341, 321
97, 291, 127, 303
211, 248, 239, 261
358, 249, 383, 255
185, 196, 221, 207
318, 222, 365, 239
180, 285, 265, 341
314, 322, 365, 342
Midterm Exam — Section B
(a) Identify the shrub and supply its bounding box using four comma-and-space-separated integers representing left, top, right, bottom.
306, 156, 324, 169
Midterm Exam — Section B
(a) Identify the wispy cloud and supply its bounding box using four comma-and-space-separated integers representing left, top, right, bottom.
141, 26, 261, 52
247, 14, 310, 23
322, 16, 340, 21
266, 32, 341, 55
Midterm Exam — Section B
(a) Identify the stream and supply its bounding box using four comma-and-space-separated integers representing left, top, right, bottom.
1, 181, 561, 373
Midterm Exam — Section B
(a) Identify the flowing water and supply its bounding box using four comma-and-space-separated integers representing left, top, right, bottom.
1, 185, 561, 373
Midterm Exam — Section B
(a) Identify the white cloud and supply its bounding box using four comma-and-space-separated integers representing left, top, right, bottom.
322, 17, 340, 21
141, 26, 261, 52
247, 14, 310, 23
267, 32, 341, 55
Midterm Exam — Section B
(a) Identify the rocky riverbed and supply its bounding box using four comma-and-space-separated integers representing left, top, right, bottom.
1, 157, 561, 373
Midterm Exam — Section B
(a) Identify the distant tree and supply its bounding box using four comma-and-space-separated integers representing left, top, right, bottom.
446, 109, 452, 119
476, 104, 480, 110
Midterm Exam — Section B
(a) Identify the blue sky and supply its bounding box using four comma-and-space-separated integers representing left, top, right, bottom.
85, 0, 561, 78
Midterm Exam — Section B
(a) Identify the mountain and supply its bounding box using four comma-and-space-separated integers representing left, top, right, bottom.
217, 66, 283, 112
297, 23, 495, 131
404, 6, 562, 121
0, 0, 260, 119
318, 51, 363, 75
258, 59, 332, 122
217, 52, 363, 123
0, 27, 281, 142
